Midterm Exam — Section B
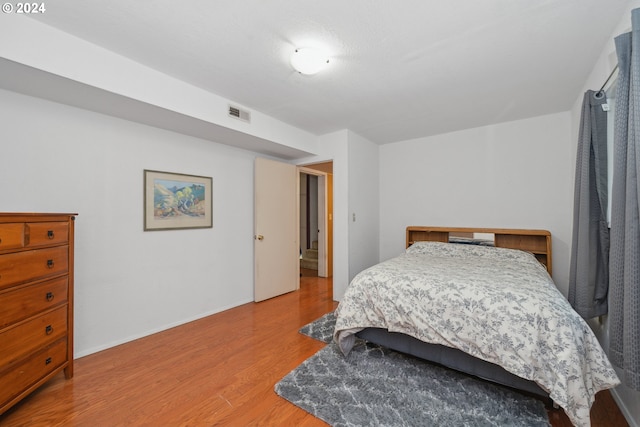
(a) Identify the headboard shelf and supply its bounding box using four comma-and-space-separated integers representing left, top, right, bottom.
406, 226, 552, 275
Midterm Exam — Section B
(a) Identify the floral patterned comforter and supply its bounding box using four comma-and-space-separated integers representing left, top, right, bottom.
334, 242, 619, 427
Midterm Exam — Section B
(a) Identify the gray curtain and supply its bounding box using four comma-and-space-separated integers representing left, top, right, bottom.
609, 8, 640, 391
568, 90, 609, 318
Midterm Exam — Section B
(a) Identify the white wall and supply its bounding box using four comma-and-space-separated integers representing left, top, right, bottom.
379, 112, 573, 293
0, 89, 256, 357
348, 130, 380, 281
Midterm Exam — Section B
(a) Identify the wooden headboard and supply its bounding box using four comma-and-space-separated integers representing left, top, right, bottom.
406, 226, 552, 275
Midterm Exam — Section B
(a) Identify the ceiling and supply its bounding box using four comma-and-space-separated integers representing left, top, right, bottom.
29, 0, 629, 145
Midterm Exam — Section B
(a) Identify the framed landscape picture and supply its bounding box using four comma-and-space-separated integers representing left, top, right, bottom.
144, 169, 212, 231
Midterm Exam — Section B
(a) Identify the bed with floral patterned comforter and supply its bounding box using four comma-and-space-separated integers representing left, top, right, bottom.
333, 241, 619, 427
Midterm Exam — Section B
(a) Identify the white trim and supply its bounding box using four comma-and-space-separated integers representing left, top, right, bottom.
73, 298, 253, 359
611, 388, 640, 427
298, 166, 330, 277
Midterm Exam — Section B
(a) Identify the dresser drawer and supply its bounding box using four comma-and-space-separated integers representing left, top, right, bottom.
26, 222, 69, 248
0, 339, 67, 407
0, 246, 68, 290
0, 277, 68, 328
0, 223, 25, 251
0, 306, 67, 367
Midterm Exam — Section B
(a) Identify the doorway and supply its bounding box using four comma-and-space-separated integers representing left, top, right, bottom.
298, 162, 333, 279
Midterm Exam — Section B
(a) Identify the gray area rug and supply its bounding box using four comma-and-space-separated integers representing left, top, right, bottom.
280, 312, 550, 427
298, 311, 336, 344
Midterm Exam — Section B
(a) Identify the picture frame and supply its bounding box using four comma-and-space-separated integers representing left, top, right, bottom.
144, 169, 212, 231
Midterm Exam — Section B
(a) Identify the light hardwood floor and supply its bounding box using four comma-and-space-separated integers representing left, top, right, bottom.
0, 274, 628, 426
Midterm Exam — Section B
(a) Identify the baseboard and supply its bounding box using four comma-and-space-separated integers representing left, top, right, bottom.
611, 387, 640, 427
74, 298, 254, 359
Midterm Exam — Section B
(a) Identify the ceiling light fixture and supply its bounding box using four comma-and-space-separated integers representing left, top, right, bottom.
290, 47, 330, 75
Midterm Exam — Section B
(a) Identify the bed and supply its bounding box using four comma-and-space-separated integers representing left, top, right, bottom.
333, 226, 620, 427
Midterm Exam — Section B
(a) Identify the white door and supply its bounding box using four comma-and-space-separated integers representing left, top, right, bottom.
254, 157, 299, 302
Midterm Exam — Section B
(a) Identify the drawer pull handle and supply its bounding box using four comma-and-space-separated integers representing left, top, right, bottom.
47, 230, 54, 239
47, 259, 54, 269
46, 292, 54, 302
45, 325, 53, 335
45, 357, 52, 365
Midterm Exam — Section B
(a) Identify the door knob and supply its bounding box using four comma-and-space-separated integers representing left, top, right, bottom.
255, 234, 264, 241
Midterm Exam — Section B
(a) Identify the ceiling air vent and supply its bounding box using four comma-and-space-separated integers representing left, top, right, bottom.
228, 105, 251, 123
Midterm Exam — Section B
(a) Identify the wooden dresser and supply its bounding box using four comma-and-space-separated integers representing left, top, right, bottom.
0, 213, 76, 415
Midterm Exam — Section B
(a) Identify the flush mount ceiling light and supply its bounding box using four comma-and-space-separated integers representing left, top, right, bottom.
290, 47, 330, 75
